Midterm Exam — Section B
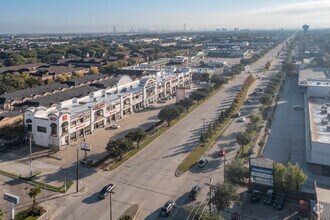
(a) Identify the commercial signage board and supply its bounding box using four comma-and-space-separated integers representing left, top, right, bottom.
4, 193, 20, 204
250, 166, 274, 187
80, 142, 91, 151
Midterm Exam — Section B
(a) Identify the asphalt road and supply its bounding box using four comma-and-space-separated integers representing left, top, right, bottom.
51, 40, 290, 220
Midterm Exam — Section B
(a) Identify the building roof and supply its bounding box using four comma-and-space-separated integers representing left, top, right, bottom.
299, 68, 327, 86
17, 85, 99, 108
0, 82, 69, 104
90, 76, 120, 89
0, 63, 47, 74
249, 157, 273, 169
65, 74, 111, 86
308, 98, 330, 144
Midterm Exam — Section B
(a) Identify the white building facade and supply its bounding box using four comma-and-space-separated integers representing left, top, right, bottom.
24, 70, 192, 149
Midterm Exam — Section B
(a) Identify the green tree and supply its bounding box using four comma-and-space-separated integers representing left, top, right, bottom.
285, 162, 307, 191
158, 105, 180, 126
211, 75, 227, 89
236, 132, 251, 153
190, 91, 206, 102
28, 187, 42, 211
259, 93, 273, 106
200, 132, 207, 143
225, 159, 249, 185
0, 208, 3, 220
89, 68, 99, 75
274, 163, 287, 191
125, 128, 147, 148
179, 98, 194, 111
210, 182, 240, 211
106, 138, 133, 160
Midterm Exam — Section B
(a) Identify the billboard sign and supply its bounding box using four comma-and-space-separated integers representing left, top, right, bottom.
250, 166, 274, 187
80, 142, 91, 151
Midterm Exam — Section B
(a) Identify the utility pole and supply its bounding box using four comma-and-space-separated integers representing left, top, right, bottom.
209, 177, 213, 214
224, 154, 226, 182
109, 192, 112, 220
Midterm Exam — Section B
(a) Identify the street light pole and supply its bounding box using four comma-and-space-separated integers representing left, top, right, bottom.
209, 177, 213, 214
109, 192, 112, 220
202, 118, 206, 132
76, 146, 79, 193
224, 154, 226, 182
29, 134, 33, 178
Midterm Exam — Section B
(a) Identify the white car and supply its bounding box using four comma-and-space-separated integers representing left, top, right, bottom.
110, 123, 120, 129
239, 117, 246, 122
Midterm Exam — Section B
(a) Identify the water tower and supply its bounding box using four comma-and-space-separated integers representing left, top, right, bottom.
302, 24, 309, 34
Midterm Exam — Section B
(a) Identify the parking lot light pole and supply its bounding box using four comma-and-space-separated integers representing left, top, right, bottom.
109, 190, 115, 220
29, 134, 33, 178
76, 146, 79, 193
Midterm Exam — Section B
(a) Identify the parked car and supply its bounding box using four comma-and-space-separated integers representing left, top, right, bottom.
256, 88, 264, 92
219, 150, 226, 157
273, 193, 285, 210
158, 99, 166, 103
234, 112, 241, 117
263, 189, 274, 205
161, 201, 175, 216
98, 183, 115, 199
189, 185, 201, 200
148, 105, 156, 109
293, 105, 304, 110
245, 99, 252, 103
250, 190, 262, 202
110, 123, 120, 129
239, 117, 246, 122
198, 157, 208, 168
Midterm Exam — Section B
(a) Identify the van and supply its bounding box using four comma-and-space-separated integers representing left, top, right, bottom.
263, 189, 273, 205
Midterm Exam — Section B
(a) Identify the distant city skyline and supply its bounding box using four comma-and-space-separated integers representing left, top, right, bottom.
1, 0, 330, 33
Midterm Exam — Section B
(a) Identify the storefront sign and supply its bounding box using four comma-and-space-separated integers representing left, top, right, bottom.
62, 115, 68, 121
76, 123, 86, 130
92, 103, 105, 111
49, 116, 57, 121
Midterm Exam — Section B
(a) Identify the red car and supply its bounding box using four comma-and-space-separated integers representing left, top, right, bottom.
219, 150, 226, 157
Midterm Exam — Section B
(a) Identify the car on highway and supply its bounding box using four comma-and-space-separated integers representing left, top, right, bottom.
161, 201, 175, 216
239, 117, 246, 122
198, 157, 208, 168
293, 105, 304, 110
219, 149, 226, 157
263, 189, 274, 205
273, 193, 285, 210
189, 185, 201, 200
98, 183, 115, 199
234, 112, 241, 117
250, 190, 262, 202
110, 123, 120, 129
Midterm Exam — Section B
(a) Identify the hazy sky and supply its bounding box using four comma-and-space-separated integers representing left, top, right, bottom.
1, 0, 330, 33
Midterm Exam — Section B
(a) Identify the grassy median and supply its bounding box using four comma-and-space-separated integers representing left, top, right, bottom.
177, 76, 255, 174
107, 89, 221, 170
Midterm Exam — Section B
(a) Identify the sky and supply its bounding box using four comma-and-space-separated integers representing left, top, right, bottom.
0, 0, 330, 33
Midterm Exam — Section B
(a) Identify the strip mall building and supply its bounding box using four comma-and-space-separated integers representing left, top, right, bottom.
24, 68, 192, 149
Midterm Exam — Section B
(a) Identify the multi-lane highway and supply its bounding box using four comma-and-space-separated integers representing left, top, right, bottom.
51, 39, 290, 220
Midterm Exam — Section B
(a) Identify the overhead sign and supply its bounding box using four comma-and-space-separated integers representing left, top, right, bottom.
80, 142, 91, 151
4, 193, 20, 204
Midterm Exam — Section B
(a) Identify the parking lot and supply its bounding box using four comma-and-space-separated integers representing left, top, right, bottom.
240, 189, 299, 220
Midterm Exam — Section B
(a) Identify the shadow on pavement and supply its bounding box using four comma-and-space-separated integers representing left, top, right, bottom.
82, 192, 101, 204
